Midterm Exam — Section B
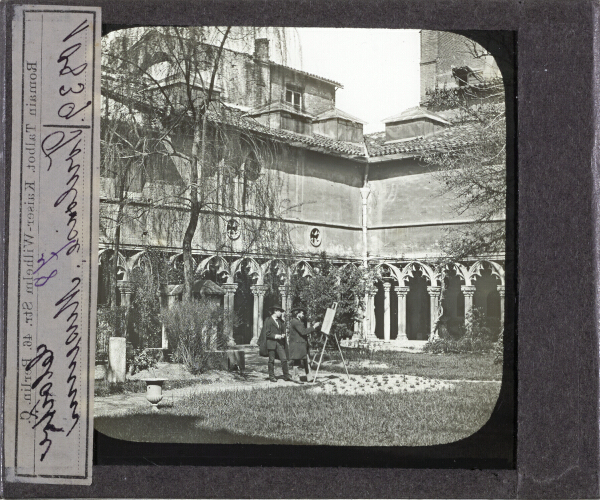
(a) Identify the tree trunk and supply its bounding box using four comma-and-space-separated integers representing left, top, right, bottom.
183, 118, 203, 302
182, 27, 231, 302
111, 177, 126, 336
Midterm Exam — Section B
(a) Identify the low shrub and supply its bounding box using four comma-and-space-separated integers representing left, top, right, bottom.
424, 308, 501, 355
128, 348, 159, 376
492, 329, 504, 364
96, 306, 128, 353
161, 299, 227, 374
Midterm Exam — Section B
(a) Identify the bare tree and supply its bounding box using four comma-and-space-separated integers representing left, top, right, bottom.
102, 27, 296, 302
422, 75, 506, 261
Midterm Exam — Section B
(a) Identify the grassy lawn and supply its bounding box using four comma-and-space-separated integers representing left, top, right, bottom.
95, 350, 505, 446
325, 349, 502, 381
95, 379, 500, 446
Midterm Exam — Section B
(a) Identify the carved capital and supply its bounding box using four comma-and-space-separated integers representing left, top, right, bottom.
395, 286, 410, 297
116, 280, 132, 294
426, 286, 440, 297
461, 285, 476, 297
222, 283, 238, 295
497, 285, 505, 298
250, 284, 268, 297
382, 282, 392, 292
278, 285, 290, 295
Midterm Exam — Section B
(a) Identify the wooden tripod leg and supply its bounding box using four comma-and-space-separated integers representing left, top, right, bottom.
334, 333, 350, 379
312, 335, 329, 384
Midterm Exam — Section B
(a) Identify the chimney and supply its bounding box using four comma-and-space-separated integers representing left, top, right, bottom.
254, 38, 269, 62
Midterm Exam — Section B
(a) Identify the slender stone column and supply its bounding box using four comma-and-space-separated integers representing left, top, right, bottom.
365, 285, 378, 340
462, 285, 476, 327
250, 284, 268, 345
361, 294, 369, 340
427, 286, 441, 338
395, 286, 409, 342
160, 291, 179, 350
354, 296, 361, 336
279, 285, 291, 337
117, 280, 132, 307
222, 283, 238, 345
498, 285, 506, 327
383, 282, 392, 341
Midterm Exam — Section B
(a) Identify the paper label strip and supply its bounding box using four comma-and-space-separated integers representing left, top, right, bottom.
4, 5, 100, 485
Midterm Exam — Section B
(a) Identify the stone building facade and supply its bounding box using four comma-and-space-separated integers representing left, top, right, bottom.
99, 29, 506, 348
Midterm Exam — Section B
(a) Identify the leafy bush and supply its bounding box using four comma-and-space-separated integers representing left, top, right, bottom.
424, 308, 501, 355
128, 348, 159, 375
130, 268, 162, 348
96, 350, 108, 365
492, 329, 504, 364
96, 306, 129, 354
161, 299, 226, 374
290, 252, 367, 340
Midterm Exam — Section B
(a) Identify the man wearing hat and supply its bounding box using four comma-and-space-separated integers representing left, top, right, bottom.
263, 303, 291, 382
289, 307, 321, 383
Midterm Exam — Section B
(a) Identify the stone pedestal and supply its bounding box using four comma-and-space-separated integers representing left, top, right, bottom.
107, 337, 126, 383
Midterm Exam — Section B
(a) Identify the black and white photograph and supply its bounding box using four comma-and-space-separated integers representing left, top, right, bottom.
93, 26, 511, 448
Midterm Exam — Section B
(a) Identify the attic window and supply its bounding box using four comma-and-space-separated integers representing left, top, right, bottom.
452, 66, 484, 87
286, 89, 301, 108
453, 67, 470, 87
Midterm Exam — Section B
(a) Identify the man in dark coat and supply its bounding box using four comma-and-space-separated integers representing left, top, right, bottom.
289, 308, 321, 383
263, 304, 291, 382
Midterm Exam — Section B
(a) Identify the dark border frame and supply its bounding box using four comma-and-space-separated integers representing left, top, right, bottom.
2, 0, 599, 498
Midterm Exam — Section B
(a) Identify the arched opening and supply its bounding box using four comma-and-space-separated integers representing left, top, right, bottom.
129, 265, 162, 349
233, 264, 256, 345
263, 261, 286, 324
487, 290, 501, 319
406, 269, 430, 340
472, 266, 502, 336
441, 273, 464, 336
97, 251, 126, 307
473, 267, 499, 316
97, 252, 113, 307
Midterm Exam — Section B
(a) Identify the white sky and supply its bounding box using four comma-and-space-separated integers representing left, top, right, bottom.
284, 28, 421, 134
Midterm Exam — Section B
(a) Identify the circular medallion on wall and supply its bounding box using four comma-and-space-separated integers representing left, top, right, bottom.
226, 219, 241, 240
309, 227, 322, 247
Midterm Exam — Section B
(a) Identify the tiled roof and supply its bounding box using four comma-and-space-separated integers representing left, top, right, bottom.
314, 107, 367, 125
270, 62, 343, 89
208, 106, 366, 158
382, 106, 451, 125
104, 79, 478, 161
365, 122, 480, 158
248, 101, 315, 119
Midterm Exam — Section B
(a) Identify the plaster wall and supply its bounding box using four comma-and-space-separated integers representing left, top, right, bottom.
270, 65, 336, 116
100, 147, 365, 259
367, 158, 469, 258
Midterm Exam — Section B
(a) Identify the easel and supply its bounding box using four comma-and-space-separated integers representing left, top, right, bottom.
312, 302, 350, 384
